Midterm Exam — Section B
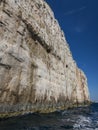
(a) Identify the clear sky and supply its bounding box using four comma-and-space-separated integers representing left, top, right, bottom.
45, 0, 98, 101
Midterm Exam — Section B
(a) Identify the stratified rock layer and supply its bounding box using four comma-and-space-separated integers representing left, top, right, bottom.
0, 0, 90, 118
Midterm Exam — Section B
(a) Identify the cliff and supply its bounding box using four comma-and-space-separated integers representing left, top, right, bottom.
0, 0, 90, 118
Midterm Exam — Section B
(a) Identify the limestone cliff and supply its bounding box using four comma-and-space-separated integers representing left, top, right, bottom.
0, 0, 90, 118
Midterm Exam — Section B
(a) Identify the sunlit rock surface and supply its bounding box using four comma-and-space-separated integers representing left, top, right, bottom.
0, 0, 90, 118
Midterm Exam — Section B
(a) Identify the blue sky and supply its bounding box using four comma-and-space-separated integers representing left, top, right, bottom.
45, 0, 98, 101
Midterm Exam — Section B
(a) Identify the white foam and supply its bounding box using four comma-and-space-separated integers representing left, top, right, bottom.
73, 115, 93, 130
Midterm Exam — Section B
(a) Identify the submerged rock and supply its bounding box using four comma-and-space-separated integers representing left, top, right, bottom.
0, 0, 90, 118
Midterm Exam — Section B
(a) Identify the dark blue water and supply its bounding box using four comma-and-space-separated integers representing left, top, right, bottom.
0, 103, 98, 130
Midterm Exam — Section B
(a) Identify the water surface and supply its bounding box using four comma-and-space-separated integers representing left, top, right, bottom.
0, 103, 98, 130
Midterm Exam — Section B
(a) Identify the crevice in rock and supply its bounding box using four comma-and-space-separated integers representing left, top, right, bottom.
0, 0, 6, 4
17, 17, 62, 61
66, 65, 68, 68
21, 20, 61, 59
31, 63, 38, 69
0, 22, 13, 33
3, 9, 12, 17
0, 63, 11, 69
8, 52, 24, 62
0, 21, 6, 27
17, 31, 24, 36
24, 21, 52, 53
51, 52, 61, 60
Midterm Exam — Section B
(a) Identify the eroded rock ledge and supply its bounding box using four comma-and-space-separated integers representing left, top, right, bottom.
0, 0, 90, 118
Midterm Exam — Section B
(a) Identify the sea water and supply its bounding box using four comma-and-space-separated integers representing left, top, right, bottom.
0, 103, 98, 130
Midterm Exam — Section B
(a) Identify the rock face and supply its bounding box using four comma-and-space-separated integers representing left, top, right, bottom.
0, 0, 90, 117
